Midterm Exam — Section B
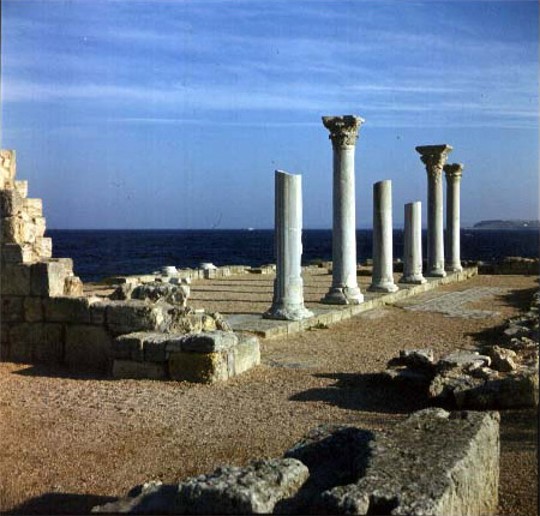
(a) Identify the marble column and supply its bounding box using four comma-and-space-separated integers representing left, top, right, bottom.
415, 144, 453, 277
400, 201, 426, 284
264, 170, 313, 321
321, 115, 364, 305
369, 180, 398, 292
444, 163, 464, 272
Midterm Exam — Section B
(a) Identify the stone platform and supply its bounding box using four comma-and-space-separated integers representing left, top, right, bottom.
186, 267, 478, 339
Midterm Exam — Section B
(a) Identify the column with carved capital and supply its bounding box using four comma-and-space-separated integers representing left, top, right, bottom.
321, 115, 364, 305
444, 163, 464, 272
415, 144, 453, 277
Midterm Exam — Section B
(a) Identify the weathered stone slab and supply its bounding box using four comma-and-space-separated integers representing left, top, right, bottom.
65, 325, 113, 373
176, 458, 309, 514
112, 359, 167, 380
319, 409, 500, 515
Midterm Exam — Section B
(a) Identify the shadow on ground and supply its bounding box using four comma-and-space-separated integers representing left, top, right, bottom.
290, 372, 430, 414
12, 363, 111, 381
6, 493, 116, 515
497, 287, 538, 311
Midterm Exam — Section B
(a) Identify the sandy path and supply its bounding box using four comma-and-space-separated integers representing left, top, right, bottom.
0, 274, 537, 515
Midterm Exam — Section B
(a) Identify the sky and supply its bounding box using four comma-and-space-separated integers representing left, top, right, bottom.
1, 0, 538, 229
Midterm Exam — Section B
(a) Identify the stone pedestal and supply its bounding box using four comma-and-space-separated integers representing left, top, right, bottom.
444, 163, 464, 272
321, 115, 364, 305
264, 171, 313, 321
369, 180, 398, 292
400, 201, 426, 284
415, 144, 453, 277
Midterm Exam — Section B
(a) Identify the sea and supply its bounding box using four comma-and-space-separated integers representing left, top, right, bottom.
46, 229, 540, 283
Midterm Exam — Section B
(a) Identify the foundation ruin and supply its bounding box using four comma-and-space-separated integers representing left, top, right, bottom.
0, 149, 260, 382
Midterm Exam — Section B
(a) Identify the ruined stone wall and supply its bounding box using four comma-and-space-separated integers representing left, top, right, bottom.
0, 150, 260, 380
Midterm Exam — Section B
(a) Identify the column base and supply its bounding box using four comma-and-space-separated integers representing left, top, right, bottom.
321, 286, 364, 305
368, 281, 399, 293
399, 274, 427, 284
263, 304, 314, 321
445, 263, 463, 272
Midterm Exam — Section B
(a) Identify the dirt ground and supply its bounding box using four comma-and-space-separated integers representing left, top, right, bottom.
0, 273, 537, 515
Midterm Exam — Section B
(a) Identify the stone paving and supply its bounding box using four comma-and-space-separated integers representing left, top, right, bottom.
397, 287, 507, 319
188, 267, 479, 338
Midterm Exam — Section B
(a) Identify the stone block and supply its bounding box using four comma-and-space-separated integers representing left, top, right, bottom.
14, 180, 28, 198
232, 335, 260, 376
35, 237, 52, 259
88, 299, 113, 325
32, 216, 47, 238
1, 263, 32, 295
113, 332, 147, 361
168, 351, 228, 383
319, 409, 500, 516
0, 149, 17, 188
1, 295, 25, 322
0, 189, 23, 217
43, 297, 91, 323
24, 297, 43, 322
1, 243, 36, 264
174, 331, 239, 353
112, 359, 167, 380
64, 275, 84, 296
65, 325, 113, 373
9, 322, 63, 364
106, 300, 170, 336
23, 198, 43, 218
30, 259, 73, 297
1, 215, 25, 243
176, 458, 309, 514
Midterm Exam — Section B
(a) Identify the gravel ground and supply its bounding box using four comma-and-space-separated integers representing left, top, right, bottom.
0, 273, 537, 515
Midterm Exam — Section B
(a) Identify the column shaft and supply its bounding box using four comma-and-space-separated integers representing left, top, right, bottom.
321, 115, 364, 305
264, 170, 313, 320
400, 201, 426, 284
444, 163, 464, 272
369, 180, 398, 292
427, 171, 445, 276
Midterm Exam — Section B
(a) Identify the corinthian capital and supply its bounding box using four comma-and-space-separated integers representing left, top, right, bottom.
415, 144, 453, 173
444, 163, 464, 181
322, 115, 364, 148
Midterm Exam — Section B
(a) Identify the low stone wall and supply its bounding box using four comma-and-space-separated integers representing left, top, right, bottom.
112, 331, 260, 382
93, 408, 500, 515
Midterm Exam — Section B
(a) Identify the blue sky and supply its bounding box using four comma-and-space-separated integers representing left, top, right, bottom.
1, 0, 538, 229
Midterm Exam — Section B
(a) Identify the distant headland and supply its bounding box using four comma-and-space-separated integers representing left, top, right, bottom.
473, 220, 540, 230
